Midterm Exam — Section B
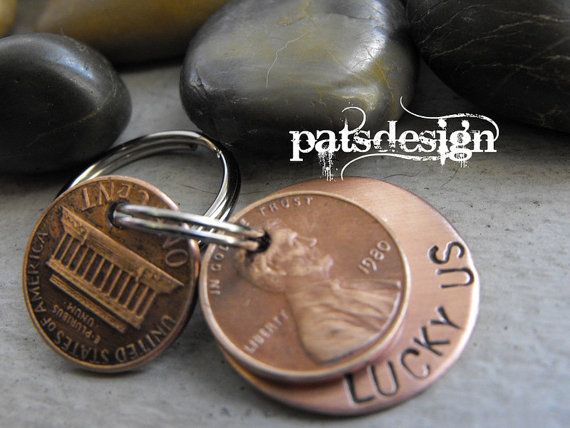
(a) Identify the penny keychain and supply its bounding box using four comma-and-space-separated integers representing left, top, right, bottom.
22, 131, 240, 372
23, 130, 479, 416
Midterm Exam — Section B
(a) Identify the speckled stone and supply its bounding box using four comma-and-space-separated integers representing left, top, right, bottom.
0, 0, 17, 37
0, 33, 131, 174
407, 0, 570, 133
181, 0, 418, 151
35, 0, 229, 63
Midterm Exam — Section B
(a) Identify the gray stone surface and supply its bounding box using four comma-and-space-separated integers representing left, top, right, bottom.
0, 40, 569, 428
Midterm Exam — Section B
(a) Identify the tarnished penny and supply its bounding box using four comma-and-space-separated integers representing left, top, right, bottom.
200, 192, 409, 383
23, 176, 200, 372
222, 177, 479, 415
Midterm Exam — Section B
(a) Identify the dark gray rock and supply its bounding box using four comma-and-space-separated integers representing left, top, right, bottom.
407, 0, 570, 133
181, 0, 417, 151
0, 34, 131, 174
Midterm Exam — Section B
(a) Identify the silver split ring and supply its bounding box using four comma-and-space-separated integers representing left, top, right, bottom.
60, 131, 265, 251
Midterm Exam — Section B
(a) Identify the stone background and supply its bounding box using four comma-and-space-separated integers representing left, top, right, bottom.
0, 1, 568, 427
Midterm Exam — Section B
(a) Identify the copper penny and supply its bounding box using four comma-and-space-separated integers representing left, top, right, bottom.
222, 177, 479, 415
22, 176, 200, 372
200, 191, 410, 383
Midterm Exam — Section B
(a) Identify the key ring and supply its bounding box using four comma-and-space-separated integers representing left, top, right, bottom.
113, 204, 268, 252
60, 130, 240, 222
61, 130, 266, 251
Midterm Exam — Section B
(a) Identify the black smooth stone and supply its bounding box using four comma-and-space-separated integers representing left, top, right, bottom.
0, 34, 131, 174
407, 0, 570, 133
181, 0, 417, 151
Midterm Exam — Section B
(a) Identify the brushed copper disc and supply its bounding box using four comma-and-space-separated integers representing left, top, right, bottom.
22, 176, 200, 372
200, 191, 410, 383
222, 177, 479, 415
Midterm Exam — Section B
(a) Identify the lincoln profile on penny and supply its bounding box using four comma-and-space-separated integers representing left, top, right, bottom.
236, 220, 402, 364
